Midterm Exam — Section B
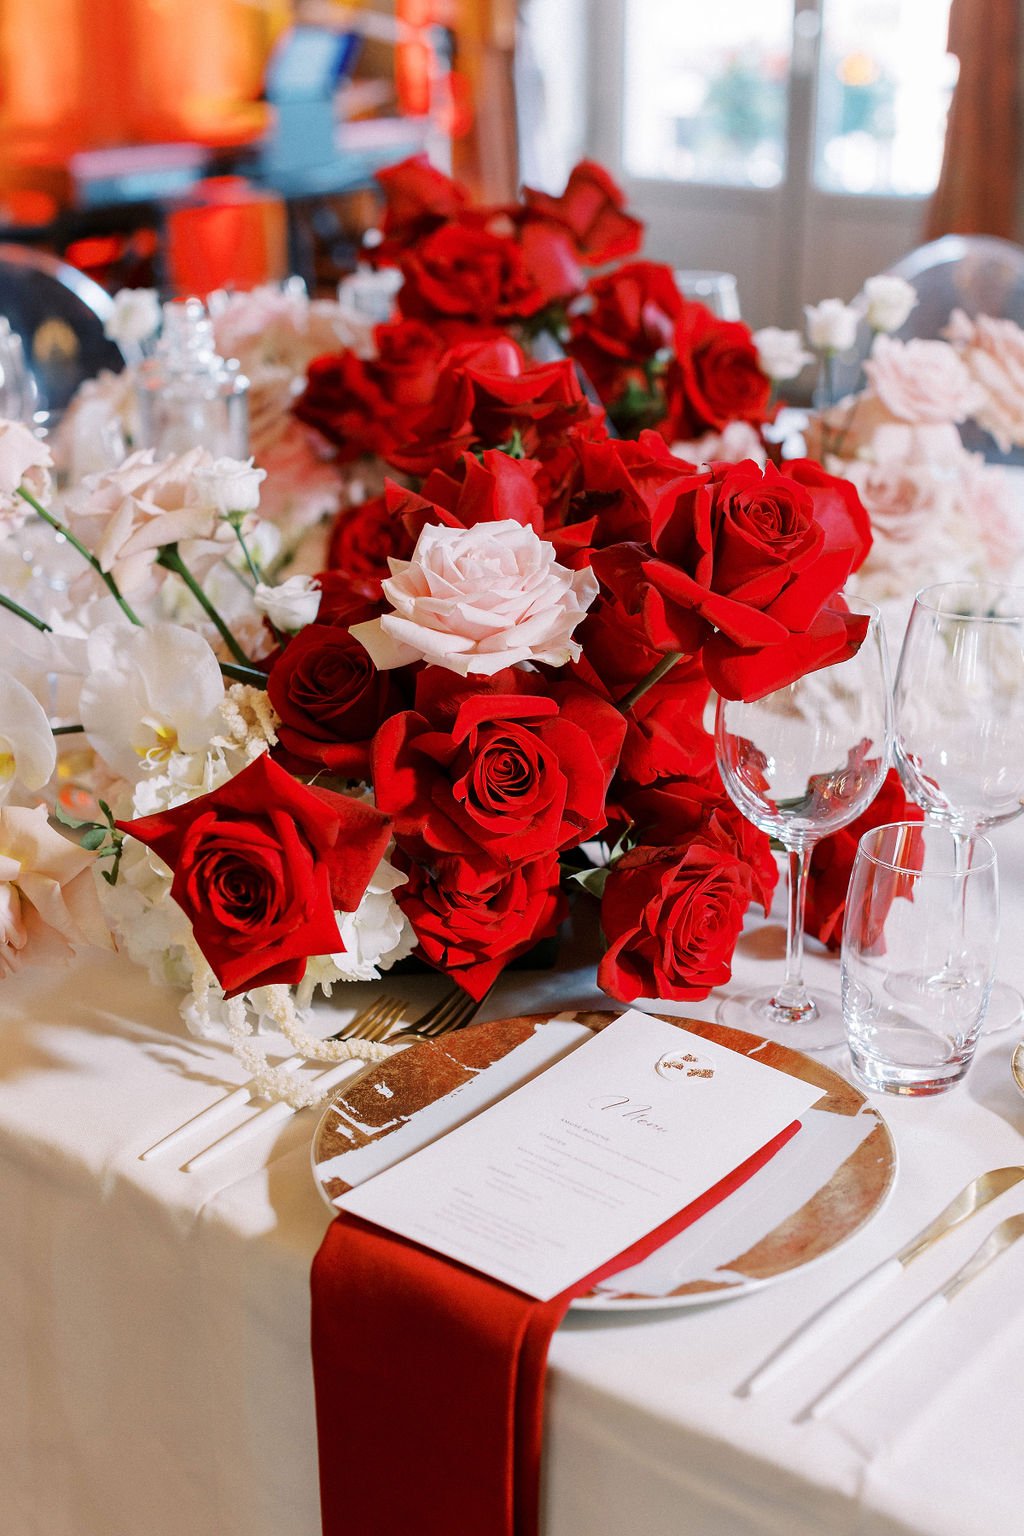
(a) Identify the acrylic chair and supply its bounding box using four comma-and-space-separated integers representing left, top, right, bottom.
883, 235, 1024, 462
0, 244, 124, 420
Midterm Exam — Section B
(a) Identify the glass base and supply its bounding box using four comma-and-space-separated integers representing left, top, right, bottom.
847, 1039, 971, 1096
983, 980, 1023, 1035
716, 984, 845, 1052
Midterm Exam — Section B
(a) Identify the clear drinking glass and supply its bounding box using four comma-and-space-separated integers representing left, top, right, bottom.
841, 822, 998, 1094
893, 581, 1024, 1031
716, 599, 893, 1049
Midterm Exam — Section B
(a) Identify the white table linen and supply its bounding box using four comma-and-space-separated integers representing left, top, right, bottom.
3, 860, 1023, 1536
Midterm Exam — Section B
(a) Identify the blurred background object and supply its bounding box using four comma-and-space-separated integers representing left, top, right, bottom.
0, 0, 1019, 325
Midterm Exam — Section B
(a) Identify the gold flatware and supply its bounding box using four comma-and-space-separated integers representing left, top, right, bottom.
806, 1214, 1024, 1419
742, 1165, 1024, 1395
1012, 1042, 1024, 1098
184, 986, 484, 1172
139, 994, 408, 1162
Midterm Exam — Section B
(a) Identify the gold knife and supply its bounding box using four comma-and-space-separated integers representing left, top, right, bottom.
807, 1213, 1024, 1419
742, 1166, 1024, 1395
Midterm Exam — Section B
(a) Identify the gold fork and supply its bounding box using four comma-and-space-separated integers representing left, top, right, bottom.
183, 984, 496, 1171
139, 993, 408, 1162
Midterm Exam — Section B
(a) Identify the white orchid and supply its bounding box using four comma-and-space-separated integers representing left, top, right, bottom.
0, 673, 56, 805
79, 621, 224, 780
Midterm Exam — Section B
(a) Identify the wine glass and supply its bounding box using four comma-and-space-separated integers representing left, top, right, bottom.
893, 580, 1024, 1032
715, 598, 893, 1050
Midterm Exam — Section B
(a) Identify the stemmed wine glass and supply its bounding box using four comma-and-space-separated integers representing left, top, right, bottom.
715, 598, 893, 1050
893, 580, 1024, 1032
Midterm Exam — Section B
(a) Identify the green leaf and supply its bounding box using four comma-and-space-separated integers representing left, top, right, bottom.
54, 802, 93, 831
80, 827, 108, 851
569, 865, 610, 901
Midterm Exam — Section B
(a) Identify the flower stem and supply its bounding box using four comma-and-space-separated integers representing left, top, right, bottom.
16, 485, 142, 626
220, 660, 269, 689
155, 544, 253, 667
618, 651, 683, 713
51, 723, 85, 735
228, 513, 263, 584
0, 591, 51, 632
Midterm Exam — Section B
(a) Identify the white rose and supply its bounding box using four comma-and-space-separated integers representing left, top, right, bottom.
104, 288, 162, 348
350, 519, 599, 676
0, 419, 52, 535
752, 327, 813, 382
804, 298, 860, 353
253, 574, 322, 632
858, 274, 917, 334
189, 456, 266, 517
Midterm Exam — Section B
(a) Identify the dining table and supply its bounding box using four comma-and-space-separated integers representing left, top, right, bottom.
3, 797, 1024, 1536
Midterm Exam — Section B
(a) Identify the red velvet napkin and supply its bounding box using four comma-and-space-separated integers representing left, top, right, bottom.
311, 1118, 800, 1536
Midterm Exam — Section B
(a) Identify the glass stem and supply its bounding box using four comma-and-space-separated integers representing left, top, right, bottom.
774, 844, 815, 1020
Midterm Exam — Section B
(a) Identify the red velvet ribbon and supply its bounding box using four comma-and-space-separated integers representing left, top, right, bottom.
311, 1118, 801, 1536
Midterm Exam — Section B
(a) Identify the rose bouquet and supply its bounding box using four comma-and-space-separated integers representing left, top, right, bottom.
0, 159, 885, 1100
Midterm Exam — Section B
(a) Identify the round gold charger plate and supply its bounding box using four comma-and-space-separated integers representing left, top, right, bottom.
311, 1010, 896, 1310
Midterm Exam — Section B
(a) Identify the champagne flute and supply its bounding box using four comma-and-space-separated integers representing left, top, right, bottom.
715, 599, 893, 1050
893, 580, 1024, 1032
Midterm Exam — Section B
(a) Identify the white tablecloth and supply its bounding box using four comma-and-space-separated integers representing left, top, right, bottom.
3, 855, 1024, 1536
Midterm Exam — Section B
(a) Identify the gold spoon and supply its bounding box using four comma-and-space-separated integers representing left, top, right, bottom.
1012, 1042, 1024, 1098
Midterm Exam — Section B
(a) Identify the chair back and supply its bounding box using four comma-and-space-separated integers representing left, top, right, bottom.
885, 235, 1024, 463
0, 244, 123, 417
887, 234, 1024, 337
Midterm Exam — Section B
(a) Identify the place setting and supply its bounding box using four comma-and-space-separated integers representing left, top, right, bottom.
3, 100, 1024, 1536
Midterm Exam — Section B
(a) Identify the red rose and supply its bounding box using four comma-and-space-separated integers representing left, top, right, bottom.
575, 596, 714, 785
592, 458, 873, 699
326, 493, 414, 601
522, 160, 643, 265
598, 841, 752, 1003
117, 754, 392, 997
394, 850, 566, 998
568, 262, 683, 429
397, 224, 548, 327
373, 666, 625, 869
293, 321, 445, 460
620, 769, 778, 914
567, 430, 696, 548
374, 155, 469, 249
804, 768, 924, 951
391, 450, 547, 544
387, 336, 601, 499
667, 302, 771, 438
267, 623, 400, 779
312, 573, 385, 630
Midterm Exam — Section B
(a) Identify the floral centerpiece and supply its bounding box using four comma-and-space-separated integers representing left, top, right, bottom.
5, 155, 1015, 1099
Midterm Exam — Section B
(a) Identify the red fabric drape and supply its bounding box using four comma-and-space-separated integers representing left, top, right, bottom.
926, 0, 1022, 240
311, 1118, 801, 1536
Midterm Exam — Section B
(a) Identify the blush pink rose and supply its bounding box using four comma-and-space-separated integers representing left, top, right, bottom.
65, 447, 246, 595
864, 335, 983, 425
945, 308, 1024, 452
350, 518, 599, 675
0, 419, 52, 537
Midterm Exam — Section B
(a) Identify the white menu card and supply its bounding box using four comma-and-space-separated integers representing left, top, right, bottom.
336, 1009, 822, 1300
